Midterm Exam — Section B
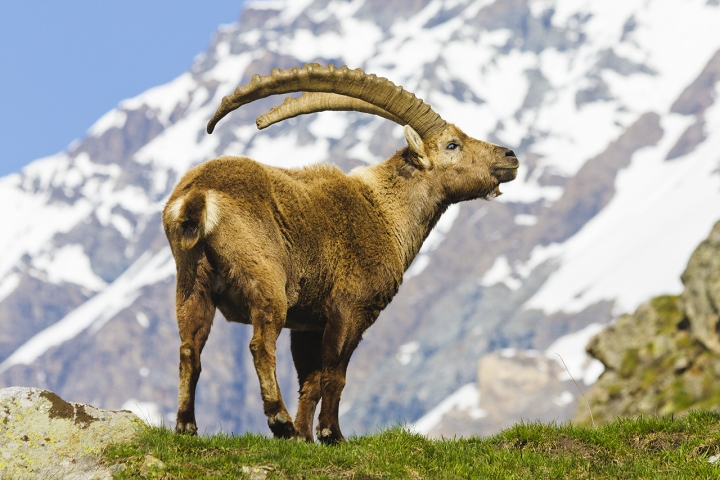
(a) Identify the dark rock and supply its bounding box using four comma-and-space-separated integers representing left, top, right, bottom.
666, 117, 707, 160
671, 49, 720, 116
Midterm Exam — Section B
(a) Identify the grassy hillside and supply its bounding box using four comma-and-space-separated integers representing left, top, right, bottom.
105, 411, 720, 479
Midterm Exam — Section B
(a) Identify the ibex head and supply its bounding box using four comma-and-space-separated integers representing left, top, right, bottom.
206, 63, 518, 200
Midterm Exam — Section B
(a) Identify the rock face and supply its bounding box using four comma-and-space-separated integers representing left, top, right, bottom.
0, 387, 142, 479
681, 221, 720, 354
575, 221, 720, 425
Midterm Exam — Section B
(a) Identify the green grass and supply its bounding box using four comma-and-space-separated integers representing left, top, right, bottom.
105, 411, 720, 479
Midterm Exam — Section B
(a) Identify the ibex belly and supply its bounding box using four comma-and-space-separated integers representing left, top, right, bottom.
213, 285, 251, 325
212, 275, 326, 331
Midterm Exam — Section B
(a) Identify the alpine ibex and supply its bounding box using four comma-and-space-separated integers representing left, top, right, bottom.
163, 63, 518, 443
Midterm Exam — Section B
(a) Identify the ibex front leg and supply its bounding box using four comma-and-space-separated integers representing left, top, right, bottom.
248, 290, 297, 438
316, 297, 374, 444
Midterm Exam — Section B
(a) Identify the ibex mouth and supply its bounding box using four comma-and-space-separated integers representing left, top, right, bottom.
493, 164, 519, 183
492, 150, 519, 182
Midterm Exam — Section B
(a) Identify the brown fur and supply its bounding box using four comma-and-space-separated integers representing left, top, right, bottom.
163, 123, 518, 443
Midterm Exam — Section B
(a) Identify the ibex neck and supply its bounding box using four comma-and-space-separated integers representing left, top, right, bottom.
350, 153, 448, 272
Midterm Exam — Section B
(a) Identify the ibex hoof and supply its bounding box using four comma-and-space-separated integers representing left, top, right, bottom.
268, 411, 297, 439
317, 427, 346, 444
174, 422, 198, 435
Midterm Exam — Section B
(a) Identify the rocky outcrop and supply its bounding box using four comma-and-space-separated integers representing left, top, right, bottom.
575, 221, 720, 425
0, 387, 142, 479
680, 221, 720, 353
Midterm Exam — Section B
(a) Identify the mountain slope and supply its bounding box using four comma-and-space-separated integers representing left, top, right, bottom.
1, 0, 719, 436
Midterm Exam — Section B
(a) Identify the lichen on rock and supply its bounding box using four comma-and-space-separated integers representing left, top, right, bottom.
0, 386, 143, 479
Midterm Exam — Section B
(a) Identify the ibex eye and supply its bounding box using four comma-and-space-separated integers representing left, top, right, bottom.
447, 143, 458, 150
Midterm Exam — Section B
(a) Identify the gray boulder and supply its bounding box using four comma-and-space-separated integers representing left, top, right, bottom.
681, 220, 720, 353
0, 387, 142, 479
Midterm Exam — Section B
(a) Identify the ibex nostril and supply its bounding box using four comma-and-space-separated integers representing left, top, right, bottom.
505, 150, 516, 157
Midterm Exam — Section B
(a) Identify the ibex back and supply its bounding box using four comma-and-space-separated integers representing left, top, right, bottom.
163, 63, 519, 443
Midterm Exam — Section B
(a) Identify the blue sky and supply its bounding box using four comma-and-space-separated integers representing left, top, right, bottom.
0, 1, 245, 177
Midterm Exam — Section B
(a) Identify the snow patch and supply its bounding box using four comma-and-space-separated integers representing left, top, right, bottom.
245, 1, 286, 11
134, 104, 221, 176
547, 323, 606, 385
88, 109, 127, 137
553, 391, 575, 407
514, 214, 538, 226
93, 185, 155, 226
346, 119, 388, 164
479, 256, 521, 291
277, 20, 383, 67
121, 399, 164, 426
110, 214, 134, 239
0, 273, 21, 305
396, 341, 420, 366
0, 170, 95, 285
121, 73, 198, 126
0, 248, 175, 373
308, 111, 349, 140
404, 204, 461, 279
515, 244, 563, 279
135, 312, 150, 329
497, 164, 564, 204
479, 244, 562, 292
203, 51, 254, 86
338, 401, 353, 418
31, 244, 107, 292
246, 131, 329, 168
404, 256, 431, 279
422, 204, 461, 251
409, 383, 486, 435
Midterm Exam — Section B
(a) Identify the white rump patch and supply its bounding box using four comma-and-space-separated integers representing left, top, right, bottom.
203, 190, 221, 234
166, 196, 184, 221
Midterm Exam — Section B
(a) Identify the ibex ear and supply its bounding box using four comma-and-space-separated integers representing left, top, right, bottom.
404, 125, 431, 169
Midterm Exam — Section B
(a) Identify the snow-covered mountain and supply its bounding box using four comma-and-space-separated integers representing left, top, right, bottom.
2, 0, 720, 436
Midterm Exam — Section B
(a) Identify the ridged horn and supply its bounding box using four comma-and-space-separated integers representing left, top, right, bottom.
206, 63, 447, 138
256, 92, 405, 130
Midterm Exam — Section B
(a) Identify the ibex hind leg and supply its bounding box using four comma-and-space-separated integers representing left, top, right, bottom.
246, 277, 298, 439
174, 254, 215, 435
290, 330, 323, 442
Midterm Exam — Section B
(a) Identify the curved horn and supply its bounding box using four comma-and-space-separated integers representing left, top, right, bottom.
207, 63, 446, 138
256, 92, 405, 129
